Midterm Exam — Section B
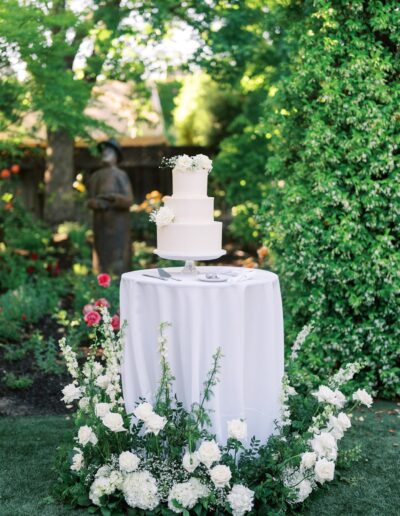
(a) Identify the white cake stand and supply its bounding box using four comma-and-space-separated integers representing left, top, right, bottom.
154, 249, 227, 276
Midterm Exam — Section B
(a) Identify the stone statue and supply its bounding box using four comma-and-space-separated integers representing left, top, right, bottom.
87, 139, 133, 276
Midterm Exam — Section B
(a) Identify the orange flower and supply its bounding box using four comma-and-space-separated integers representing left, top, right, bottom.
257, 246, 269, 259
10, 164, 20, 174
4, 202, 13, 210
1, 169, 11, 179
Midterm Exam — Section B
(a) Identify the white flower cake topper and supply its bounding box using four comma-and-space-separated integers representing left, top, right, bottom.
163, 153, 213, 174
150, 206, 175, 227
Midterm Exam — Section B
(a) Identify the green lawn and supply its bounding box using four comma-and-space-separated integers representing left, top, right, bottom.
0, 401, 398, 516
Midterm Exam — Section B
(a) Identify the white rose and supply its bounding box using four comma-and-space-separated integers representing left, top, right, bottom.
95, 402, 111, 418
78, 425, 98, 446
182, 451, 200, 473
310, 432, 337, 460
103, 412, 125, 432
173, 154, 193, 173
134, 402, 154, 422
227, 484, 255, 516
119, 451, 140, 473
197, 440, 221, 468
300, 451, 317, 470
332, 389, 346, 408
337, 412, 351, 430
314, 458, 335, 483
313, 385, 345, 407
61, 383, 81, 404
71, 451, 84, 471
96, 375, 111, 389
227, 419, 247, 441
209, 464, 232, 488
352, 388, 373, 408
192, 154, 212, 173
145, 413, 167, 435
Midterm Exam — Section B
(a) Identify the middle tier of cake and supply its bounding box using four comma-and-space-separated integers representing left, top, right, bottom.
163, 196, 214, 223
157, 221, 222, 257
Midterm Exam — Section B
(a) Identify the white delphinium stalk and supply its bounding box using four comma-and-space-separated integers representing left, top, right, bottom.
59, 338, 79, 379
168, 478, 209, 513
122, 470, 160, 510
279, 375, 297, 427
290, 323, 313, 360
330, 361, 363, 388
227, 484, 255, 516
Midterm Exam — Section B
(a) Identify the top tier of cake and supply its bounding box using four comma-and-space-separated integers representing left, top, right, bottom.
172, 169, 209, 198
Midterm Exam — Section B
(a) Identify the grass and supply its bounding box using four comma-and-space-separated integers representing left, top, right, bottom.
0, 401, 398, 516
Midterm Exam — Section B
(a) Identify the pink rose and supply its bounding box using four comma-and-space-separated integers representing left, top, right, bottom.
111, 314, 120, 330
97, 273, 111, 288
82, 303, 95, 315
95, 298, 110, 309
84, 310, 102, 327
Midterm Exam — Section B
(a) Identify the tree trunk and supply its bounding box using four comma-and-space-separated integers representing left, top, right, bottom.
44, 128, 76, 224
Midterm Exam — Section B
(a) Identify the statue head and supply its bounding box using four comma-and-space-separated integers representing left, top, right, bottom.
97, 139, 123, 166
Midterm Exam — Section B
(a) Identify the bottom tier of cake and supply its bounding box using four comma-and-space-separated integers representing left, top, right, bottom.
157, 221, 223, 257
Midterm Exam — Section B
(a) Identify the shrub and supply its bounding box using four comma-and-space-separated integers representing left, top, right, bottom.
260, 0, 400, 397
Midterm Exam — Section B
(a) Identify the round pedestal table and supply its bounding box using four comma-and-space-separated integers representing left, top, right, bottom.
120, 266, 284, 444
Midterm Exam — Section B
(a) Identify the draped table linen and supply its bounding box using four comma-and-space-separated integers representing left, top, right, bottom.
120, 266, 284, 443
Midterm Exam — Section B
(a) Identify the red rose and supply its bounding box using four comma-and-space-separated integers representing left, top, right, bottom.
1, 169, 10, 179
11, 164, 20, 174
82, 303, 95, 315
97, 273, 111, 288
111, 314, 120, 330
95, 298, 110, 309
30, 252, 39, 261
26, 266, 35, 274
84, 310, 102, 327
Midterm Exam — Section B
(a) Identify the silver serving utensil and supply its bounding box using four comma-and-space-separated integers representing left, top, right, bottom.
142, 273, 167, 281
158, 268, 182, 281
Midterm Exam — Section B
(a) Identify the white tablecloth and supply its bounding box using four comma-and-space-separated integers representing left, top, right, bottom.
120, 266, 284, 443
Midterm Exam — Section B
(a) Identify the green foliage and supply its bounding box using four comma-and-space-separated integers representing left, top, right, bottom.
3, 371, 33, 390
260, 0, 400, 397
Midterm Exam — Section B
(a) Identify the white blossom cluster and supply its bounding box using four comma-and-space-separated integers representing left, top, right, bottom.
290, 324, 313, 360
279, 374, 297, 427
171, 154, 213, 174
149, 206, 175, 227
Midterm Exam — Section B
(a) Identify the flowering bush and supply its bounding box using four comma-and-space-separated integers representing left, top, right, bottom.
56, 312, 372, 515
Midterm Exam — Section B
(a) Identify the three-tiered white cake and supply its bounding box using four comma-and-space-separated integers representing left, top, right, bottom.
152, 155, 224, 258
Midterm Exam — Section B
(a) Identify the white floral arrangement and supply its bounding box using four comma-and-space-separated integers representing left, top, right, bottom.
56, 310, 372, 515
149, 206, 175, 227
163, 154, 213, 174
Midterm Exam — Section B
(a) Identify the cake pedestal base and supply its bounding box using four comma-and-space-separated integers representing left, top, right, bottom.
154, 249, 227, 277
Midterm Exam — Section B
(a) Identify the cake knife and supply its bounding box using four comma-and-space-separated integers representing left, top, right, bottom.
157, 268, 182, 281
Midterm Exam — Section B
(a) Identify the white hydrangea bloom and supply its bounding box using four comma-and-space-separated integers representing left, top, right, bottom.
61, 383, 81, 404
89, 470, 123, 506
119, 451, 140, 473
209, 464, 232, 488
310, 432, 337, 460
227, 419, 247, 441
77, 425, 98, 446
122, 470, 159, 510
95, 402, 111, 418
103, 412, 125, 433
227, 484, 255, 516
294, 478, 313, 503
314, 458, 335, 483
197, 440, 221, 468
134, 402, 154, 422
182, 451, 200, 473
149, 206, 175, 227
352, 389, 373, 407
145, 413, 167, 435
168, 478, 209, 513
